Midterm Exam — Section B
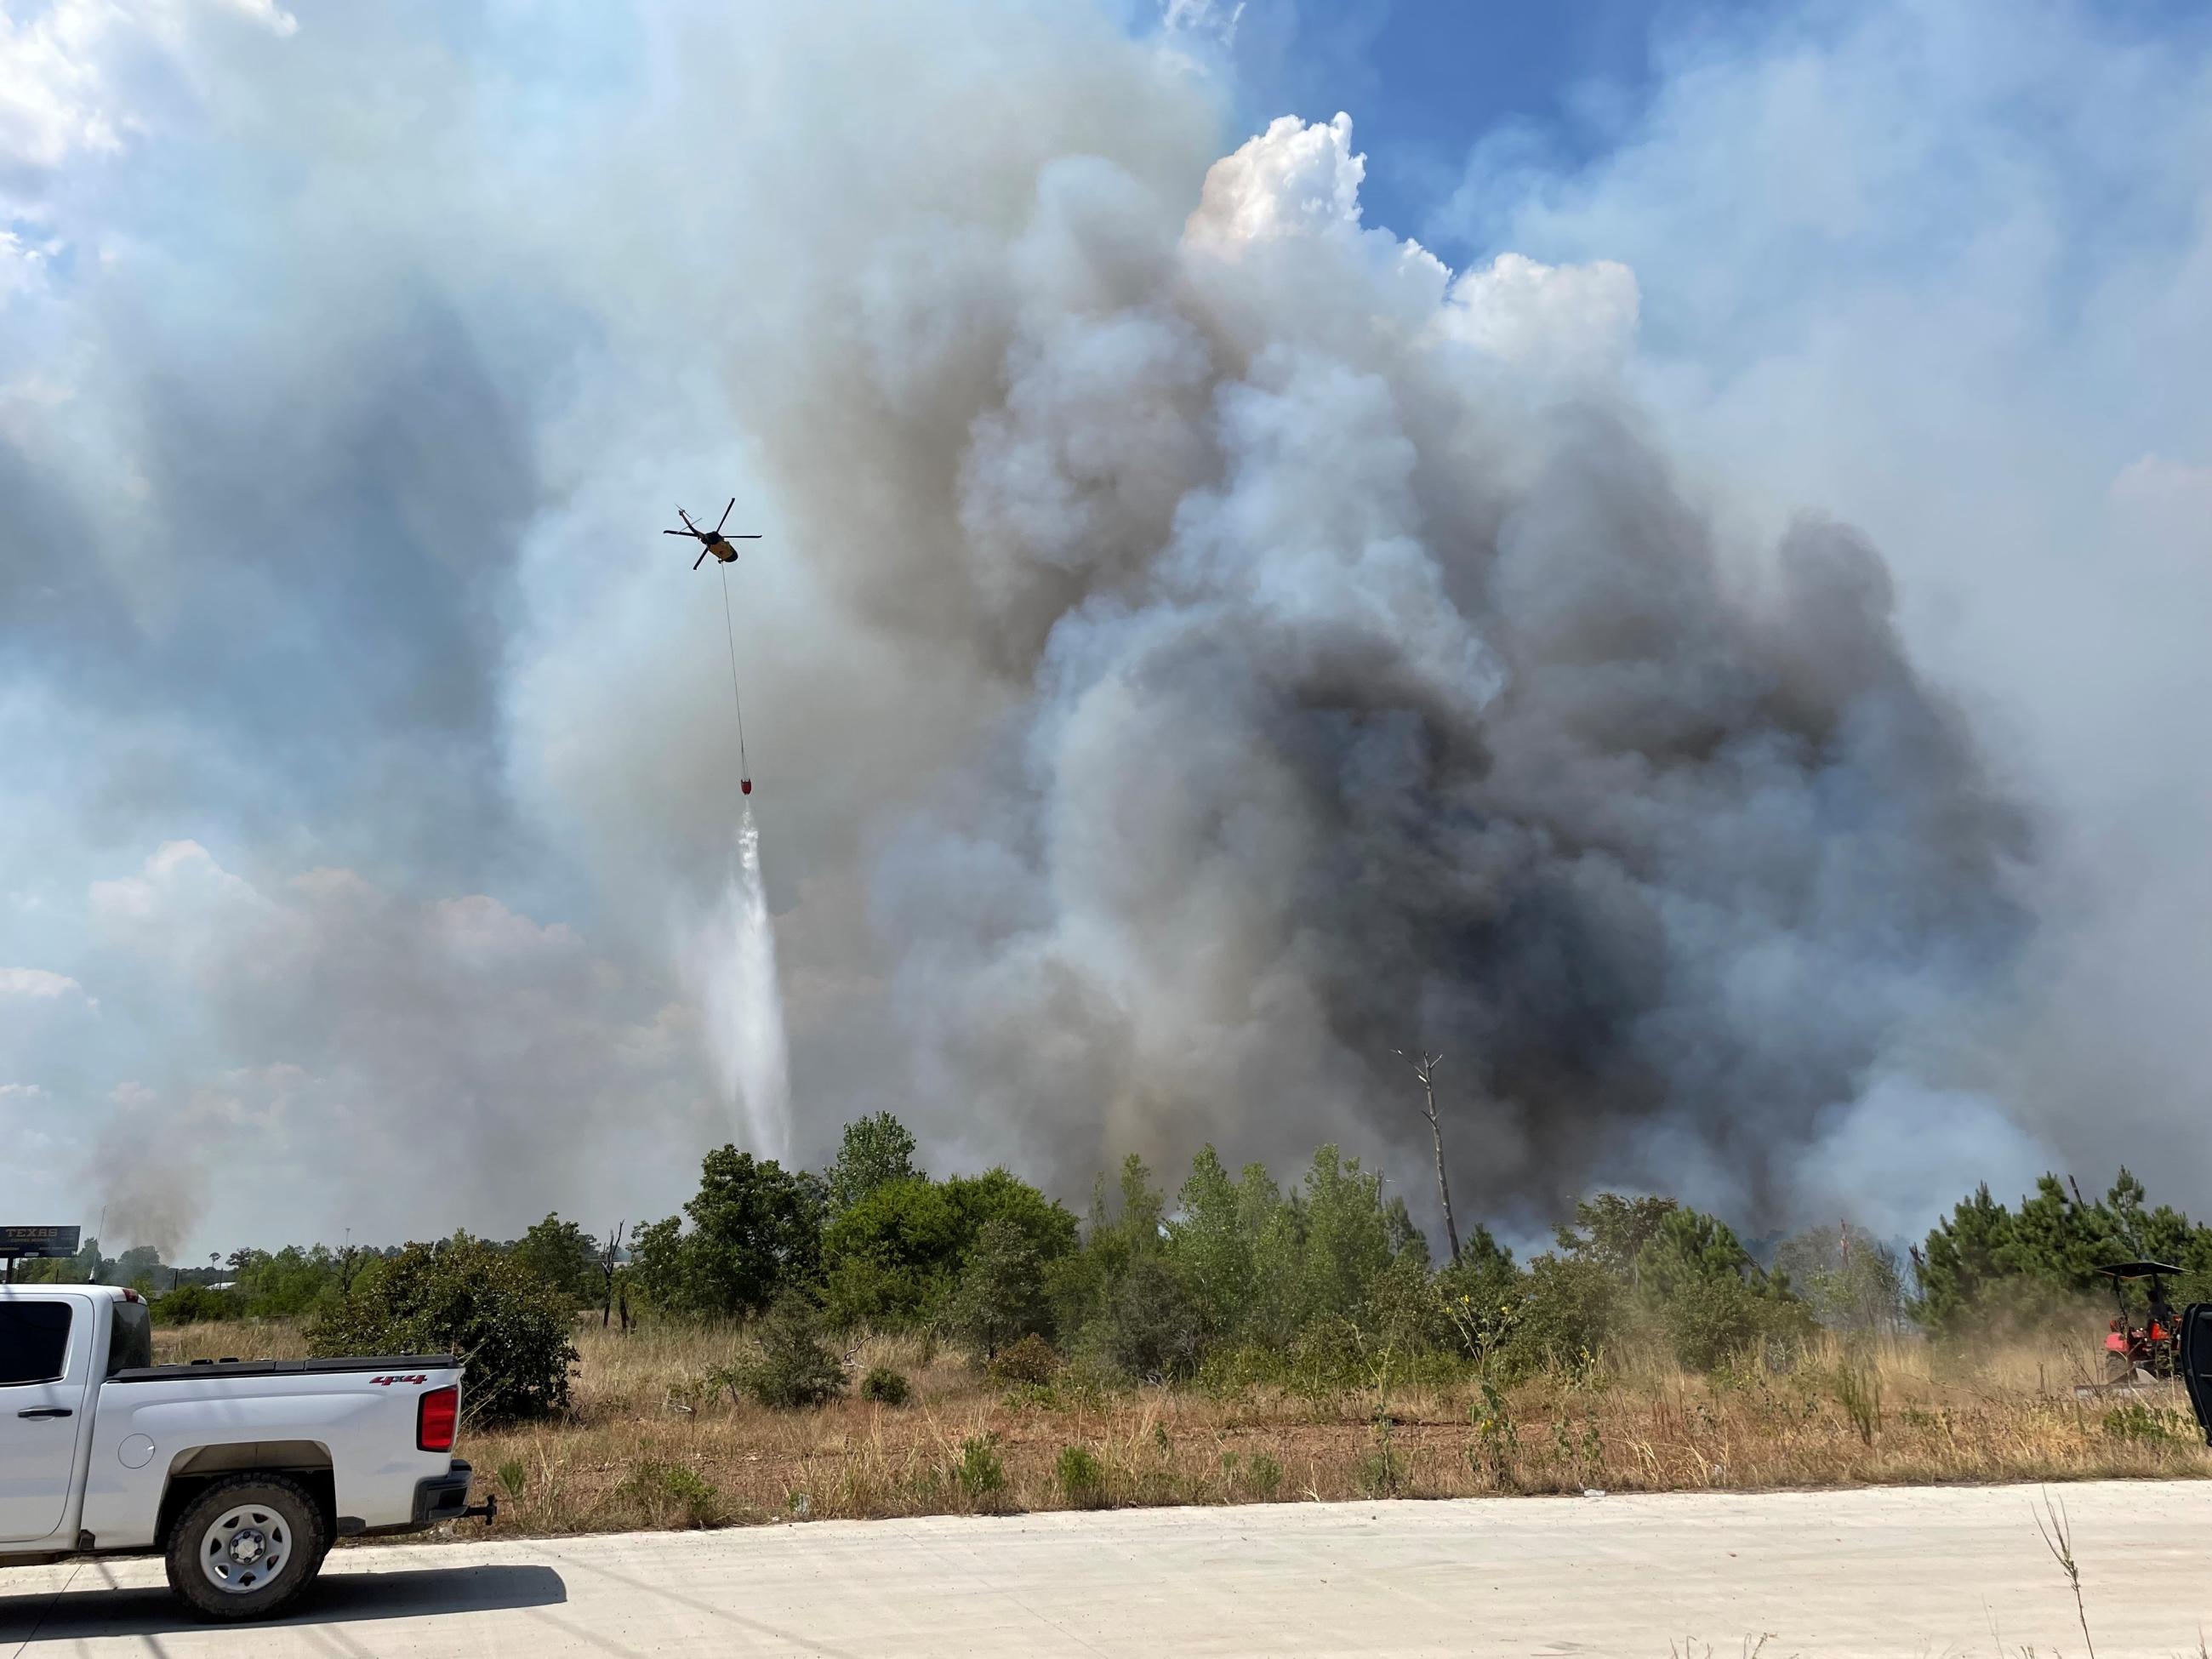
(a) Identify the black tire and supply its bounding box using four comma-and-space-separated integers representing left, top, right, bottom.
163, 1473, 328, 1622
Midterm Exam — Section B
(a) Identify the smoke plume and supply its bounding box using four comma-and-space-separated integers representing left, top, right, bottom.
9, 0, 2207, 1251
713, 108, 2032, 1224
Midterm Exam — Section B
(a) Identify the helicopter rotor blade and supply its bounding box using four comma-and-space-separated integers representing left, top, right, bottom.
727, 533, 762, 539
694, 547, 710, 570
715, 497, 735, 534
663, 528, 695, 536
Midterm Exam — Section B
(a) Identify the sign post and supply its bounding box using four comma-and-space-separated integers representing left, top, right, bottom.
0, 1225, 83, 1284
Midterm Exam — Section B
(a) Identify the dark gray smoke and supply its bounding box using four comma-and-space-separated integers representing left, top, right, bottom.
715, 113, 2032, 1226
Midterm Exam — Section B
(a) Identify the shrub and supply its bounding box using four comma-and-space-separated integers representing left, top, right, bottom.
736, 1296, 847, 1409
618, 1457, 724, 1527
955, 1434, 1006, 1502
1055, 1445, 1107, 1508
150, 1284, 240, 1325
2103, 1402, 2190, 1444
987, 1332, 1063, 1386
860, 1365, 911, 1405
309, 1234, 577, 1423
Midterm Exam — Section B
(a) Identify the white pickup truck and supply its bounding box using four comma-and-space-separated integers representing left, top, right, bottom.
1, 1284, 490, 1621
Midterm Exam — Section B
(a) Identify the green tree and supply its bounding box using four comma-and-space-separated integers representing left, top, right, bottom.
232, 1245, 343, 1320
1916, 1183, 2021, 1333
624, 1215, 694, 1314
1164, 1147, 1273, 1347
825, 1113, 921, 1216
1632, 1208, 1803, 1371
819, 1178, 963, 1330
817, 1168, 1075, 1332
941, 1169, 1079, 1268
1103, 1252, 1205, 1381
1296, 1145, 1403, 1331
946, 1217, 1051, 1360
114, 1245, 162, 1291
1047, 1154, 1167, 1346
1557, 1194, 1680, 1283
1773, 1223, 1906, 1335
513, 1212, 600, 1307
681, 1146, 826, 1319
1500, 1250, 1618, 1371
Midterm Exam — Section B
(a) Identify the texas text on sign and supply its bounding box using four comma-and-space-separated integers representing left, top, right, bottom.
0, 1225, 83, 1258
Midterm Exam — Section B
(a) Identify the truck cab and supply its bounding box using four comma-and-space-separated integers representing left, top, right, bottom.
1, 1285, 481, 1619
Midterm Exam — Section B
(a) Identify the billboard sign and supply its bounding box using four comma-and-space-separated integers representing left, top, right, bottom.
0, 1225, 83, 1259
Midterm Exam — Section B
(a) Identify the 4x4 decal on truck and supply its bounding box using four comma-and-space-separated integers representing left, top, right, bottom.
369, 1374, 430, 1387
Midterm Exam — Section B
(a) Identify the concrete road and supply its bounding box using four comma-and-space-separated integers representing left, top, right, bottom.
5, 1481, 2210, 1658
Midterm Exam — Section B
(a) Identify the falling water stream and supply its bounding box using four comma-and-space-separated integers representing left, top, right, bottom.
691, 803, 791, 1157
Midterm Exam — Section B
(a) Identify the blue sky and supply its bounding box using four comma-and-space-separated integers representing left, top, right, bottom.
2, 0, 2209, 1257
1222, 0, 1725, 242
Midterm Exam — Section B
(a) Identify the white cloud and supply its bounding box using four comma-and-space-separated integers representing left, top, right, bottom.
0, 0, 126, 174
0, 0, 296, 200
0, 966, 93, 1006
0, 1081, 50, 1103
88, 838, 262, 922
1162, 0, 1243, 45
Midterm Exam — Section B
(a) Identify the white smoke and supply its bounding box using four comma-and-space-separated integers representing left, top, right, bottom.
682, 805, 792, 1160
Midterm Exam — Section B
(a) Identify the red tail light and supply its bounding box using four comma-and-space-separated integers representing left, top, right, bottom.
418, 1385, 459, 1452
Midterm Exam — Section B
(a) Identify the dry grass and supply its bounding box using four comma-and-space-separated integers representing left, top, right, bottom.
150, 1319, 2212, 1540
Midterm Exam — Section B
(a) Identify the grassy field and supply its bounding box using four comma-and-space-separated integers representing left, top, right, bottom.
153, 1320, 2212, 1537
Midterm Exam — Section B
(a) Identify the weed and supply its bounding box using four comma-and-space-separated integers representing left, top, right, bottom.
1242, 1451, 1284, 1499
1833, 1364, 1882, 1446
1360, 1411, 1406, 1497
1472, 1377, 1520, 1489
1057, 1445, 1109, 1508
2101, 1401, 2187, 1443
956, 1434, 1006, 1502
2032, 1488, 2094, 1659
495, 1457, 527, 1499
616, 1457, 723, 1528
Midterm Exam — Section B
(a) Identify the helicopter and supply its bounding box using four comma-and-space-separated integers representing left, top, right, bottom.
665, 499, 762, 569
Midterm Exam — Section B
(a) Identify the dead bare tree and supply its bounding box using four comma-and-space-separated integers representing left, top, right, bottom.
599, 1219, 628, 1331
1396, 1050, 1462, 1264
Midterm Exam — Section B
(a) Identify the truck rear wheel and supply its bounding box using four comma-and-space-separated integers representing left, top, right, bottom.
163, 1473, 328, 1622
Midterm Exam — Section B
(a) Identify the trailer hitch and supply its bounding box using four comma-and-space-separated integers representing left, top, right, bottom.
461, 1493, 498, 1526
